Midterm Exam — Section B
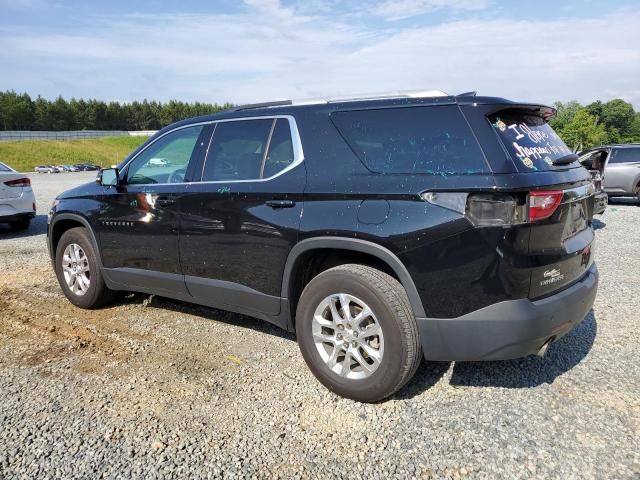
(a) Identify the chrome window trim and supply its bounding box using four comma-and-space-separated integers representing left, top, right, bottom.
120, 115, 304, 186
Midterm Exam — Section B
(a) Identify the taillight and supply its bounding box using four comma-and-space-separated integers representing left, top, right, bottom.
423, 190, 565, 226
528, 190, 563, 222
4, 177, 30, 187
422, 191, 527, 226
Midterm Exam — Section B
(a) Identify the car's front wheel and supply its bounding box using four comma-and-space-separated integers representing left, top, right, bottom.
296, 264, 422, 402
54, 227, 115, 308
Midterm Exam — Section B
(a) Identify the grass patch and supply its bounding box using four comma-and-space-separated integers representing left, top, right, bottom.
0, 136, 148, 172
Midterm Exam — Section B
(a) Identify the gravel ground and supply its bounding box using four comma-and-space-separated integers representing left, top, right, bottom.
0, 173, 639, 479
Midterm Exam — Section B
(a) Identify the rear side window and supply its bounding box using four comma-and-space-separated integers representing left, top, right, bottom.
331, 106, 489, 175
489, 110, 574, 171
203, 119, 272, 181
202, 118, 296, 182
609, 147, 640, 164
262, 119, 294, 178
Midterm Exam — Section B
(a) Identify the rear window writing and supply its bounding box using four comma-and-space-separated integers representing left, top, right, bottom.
490, 111, 573, 171
331, 106, 489, 175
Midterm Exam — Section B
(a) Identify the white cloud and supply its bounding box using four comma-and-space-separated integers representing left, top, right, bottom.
0, 5, 639, 108
372, 0, 491, 21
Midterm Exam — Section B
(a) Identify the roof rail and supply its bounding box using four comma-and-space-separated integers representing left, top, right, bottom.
293, 89, 449, 106
228, 90, 450, 111
230, 99, 293, 112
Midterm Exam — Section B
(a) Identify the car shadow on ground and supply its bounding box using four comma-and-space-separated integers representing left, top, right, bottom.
139, 294, 296, 341
0, 214, 48, 238
592, 218, 606, 230
115, 294, 596, 397
398, 311, 597, 398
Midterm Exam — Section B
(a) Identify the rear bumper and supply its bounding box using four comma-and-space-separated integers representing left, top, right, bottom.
0, 189, 35, 221
417, 264, 598, 361
0, 212, 35, 223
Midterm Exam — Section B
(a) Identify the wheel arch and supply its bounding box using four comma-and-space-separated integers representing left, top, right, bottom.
281, 237, 426, 328
49, 213, 103, 268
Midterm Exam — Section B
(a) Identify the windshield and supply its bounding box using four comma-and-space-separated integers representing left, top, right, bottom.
489, 110, 575, 171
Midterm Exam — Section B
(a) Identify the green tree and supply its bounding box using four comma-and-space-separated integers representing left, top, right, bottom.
601, 99, 635, 133
558, 109, 608, 150
549, 100, 582, 131
621, 113, 640, 143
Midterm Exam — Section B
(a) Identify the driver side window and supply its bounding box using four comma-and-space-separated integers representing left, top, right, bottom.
126, 125, 204, 185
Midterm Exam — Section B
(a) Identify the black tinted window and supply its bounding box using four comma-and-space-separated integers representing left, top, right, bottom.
203, 119, 273, 181
331, 106, 488, 174
263, 119, 294, 178
489, 110, 573, 171
610, 147, 640, 164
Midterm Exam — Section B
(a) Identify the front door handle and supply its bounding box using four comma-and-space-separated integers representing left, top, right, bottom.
156, 197, 176, 208
266, 199, 295, 208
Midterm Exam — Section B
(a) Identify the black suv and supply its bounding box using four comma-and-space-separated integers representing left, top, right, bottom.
48, 91, 599, 402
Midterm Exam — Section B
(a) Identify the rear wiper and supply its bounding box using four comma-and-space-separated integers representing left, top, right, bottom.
552, 153, 579, 165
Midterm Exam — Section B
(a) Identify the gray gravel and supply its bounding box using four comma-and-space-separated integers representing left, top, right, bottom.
0, 173, 639, 479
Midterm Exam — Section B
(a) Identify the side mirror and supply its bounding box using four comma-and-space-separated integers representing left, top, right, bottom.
99, 168, 119, 187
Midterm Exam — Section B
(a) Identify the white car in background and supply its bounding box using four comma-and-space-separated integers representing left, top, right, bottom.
0, 161, 36, 231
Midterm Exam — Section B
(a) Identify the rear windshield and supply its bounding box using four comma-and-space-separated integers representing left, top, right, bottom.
331, 106, 489, 175
0, 163, 11, 172
489, 110, 574, 171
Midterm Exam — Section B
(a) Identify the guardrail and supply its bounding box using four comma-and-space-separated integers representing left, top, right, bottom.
0, 130, 157, 141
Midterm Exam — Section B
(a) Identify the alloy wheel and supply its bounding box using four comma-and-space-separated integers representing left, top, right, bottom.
312, 293, 384, 380
62, 243, 91, 296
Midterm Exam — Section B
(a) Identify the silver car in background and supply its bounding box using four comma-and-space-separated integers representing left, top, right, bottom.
0, 161, 36, 231
579, 144, 640, 201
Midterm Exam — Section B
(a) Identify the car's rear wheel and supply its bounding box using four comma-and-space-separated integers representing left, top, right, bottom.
55, 227, 115, 309
8, 218, 30, 231
296, 264, 422, 402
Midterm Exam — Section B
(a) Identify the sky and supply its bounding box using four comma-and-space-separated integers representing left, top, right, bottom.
1, 0, 639, 108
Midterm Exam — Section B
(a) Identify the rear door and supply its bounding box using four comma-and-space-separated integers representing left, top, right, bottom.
179, 116, 305, 321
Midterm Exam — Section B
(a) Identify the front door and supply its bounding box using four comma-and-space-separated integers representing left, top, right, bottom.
179, 117, 305, 323
97, 124, 212, 296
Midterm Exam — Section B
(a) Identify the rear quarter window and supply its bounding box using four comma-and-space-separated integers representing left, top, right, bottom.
331, 106, 489, 175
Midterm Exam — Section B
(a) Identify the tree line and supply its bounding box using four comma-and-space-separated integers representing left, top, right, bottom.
549, 99, 640, 150
0, 91, 233, 131
1, 90, 639, 150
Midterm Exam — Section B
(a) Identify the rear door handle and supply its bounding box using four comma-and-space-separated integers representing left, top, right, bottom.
266, 199, 295, 208
156, 197, 176, 208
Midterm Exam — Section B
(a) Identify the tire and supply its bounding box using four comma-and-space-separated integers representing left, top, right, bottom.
9, 218, 30, 231
54, 227, 115, 309
296, 264, 422, 402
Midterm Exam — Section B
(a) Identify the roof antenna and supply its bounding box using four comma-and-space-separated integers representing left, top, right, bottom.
457, 91, 477, 97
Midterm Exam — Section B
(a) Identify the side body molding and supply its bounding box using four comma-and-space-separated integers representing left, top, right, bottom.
281, 237, 427, 319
